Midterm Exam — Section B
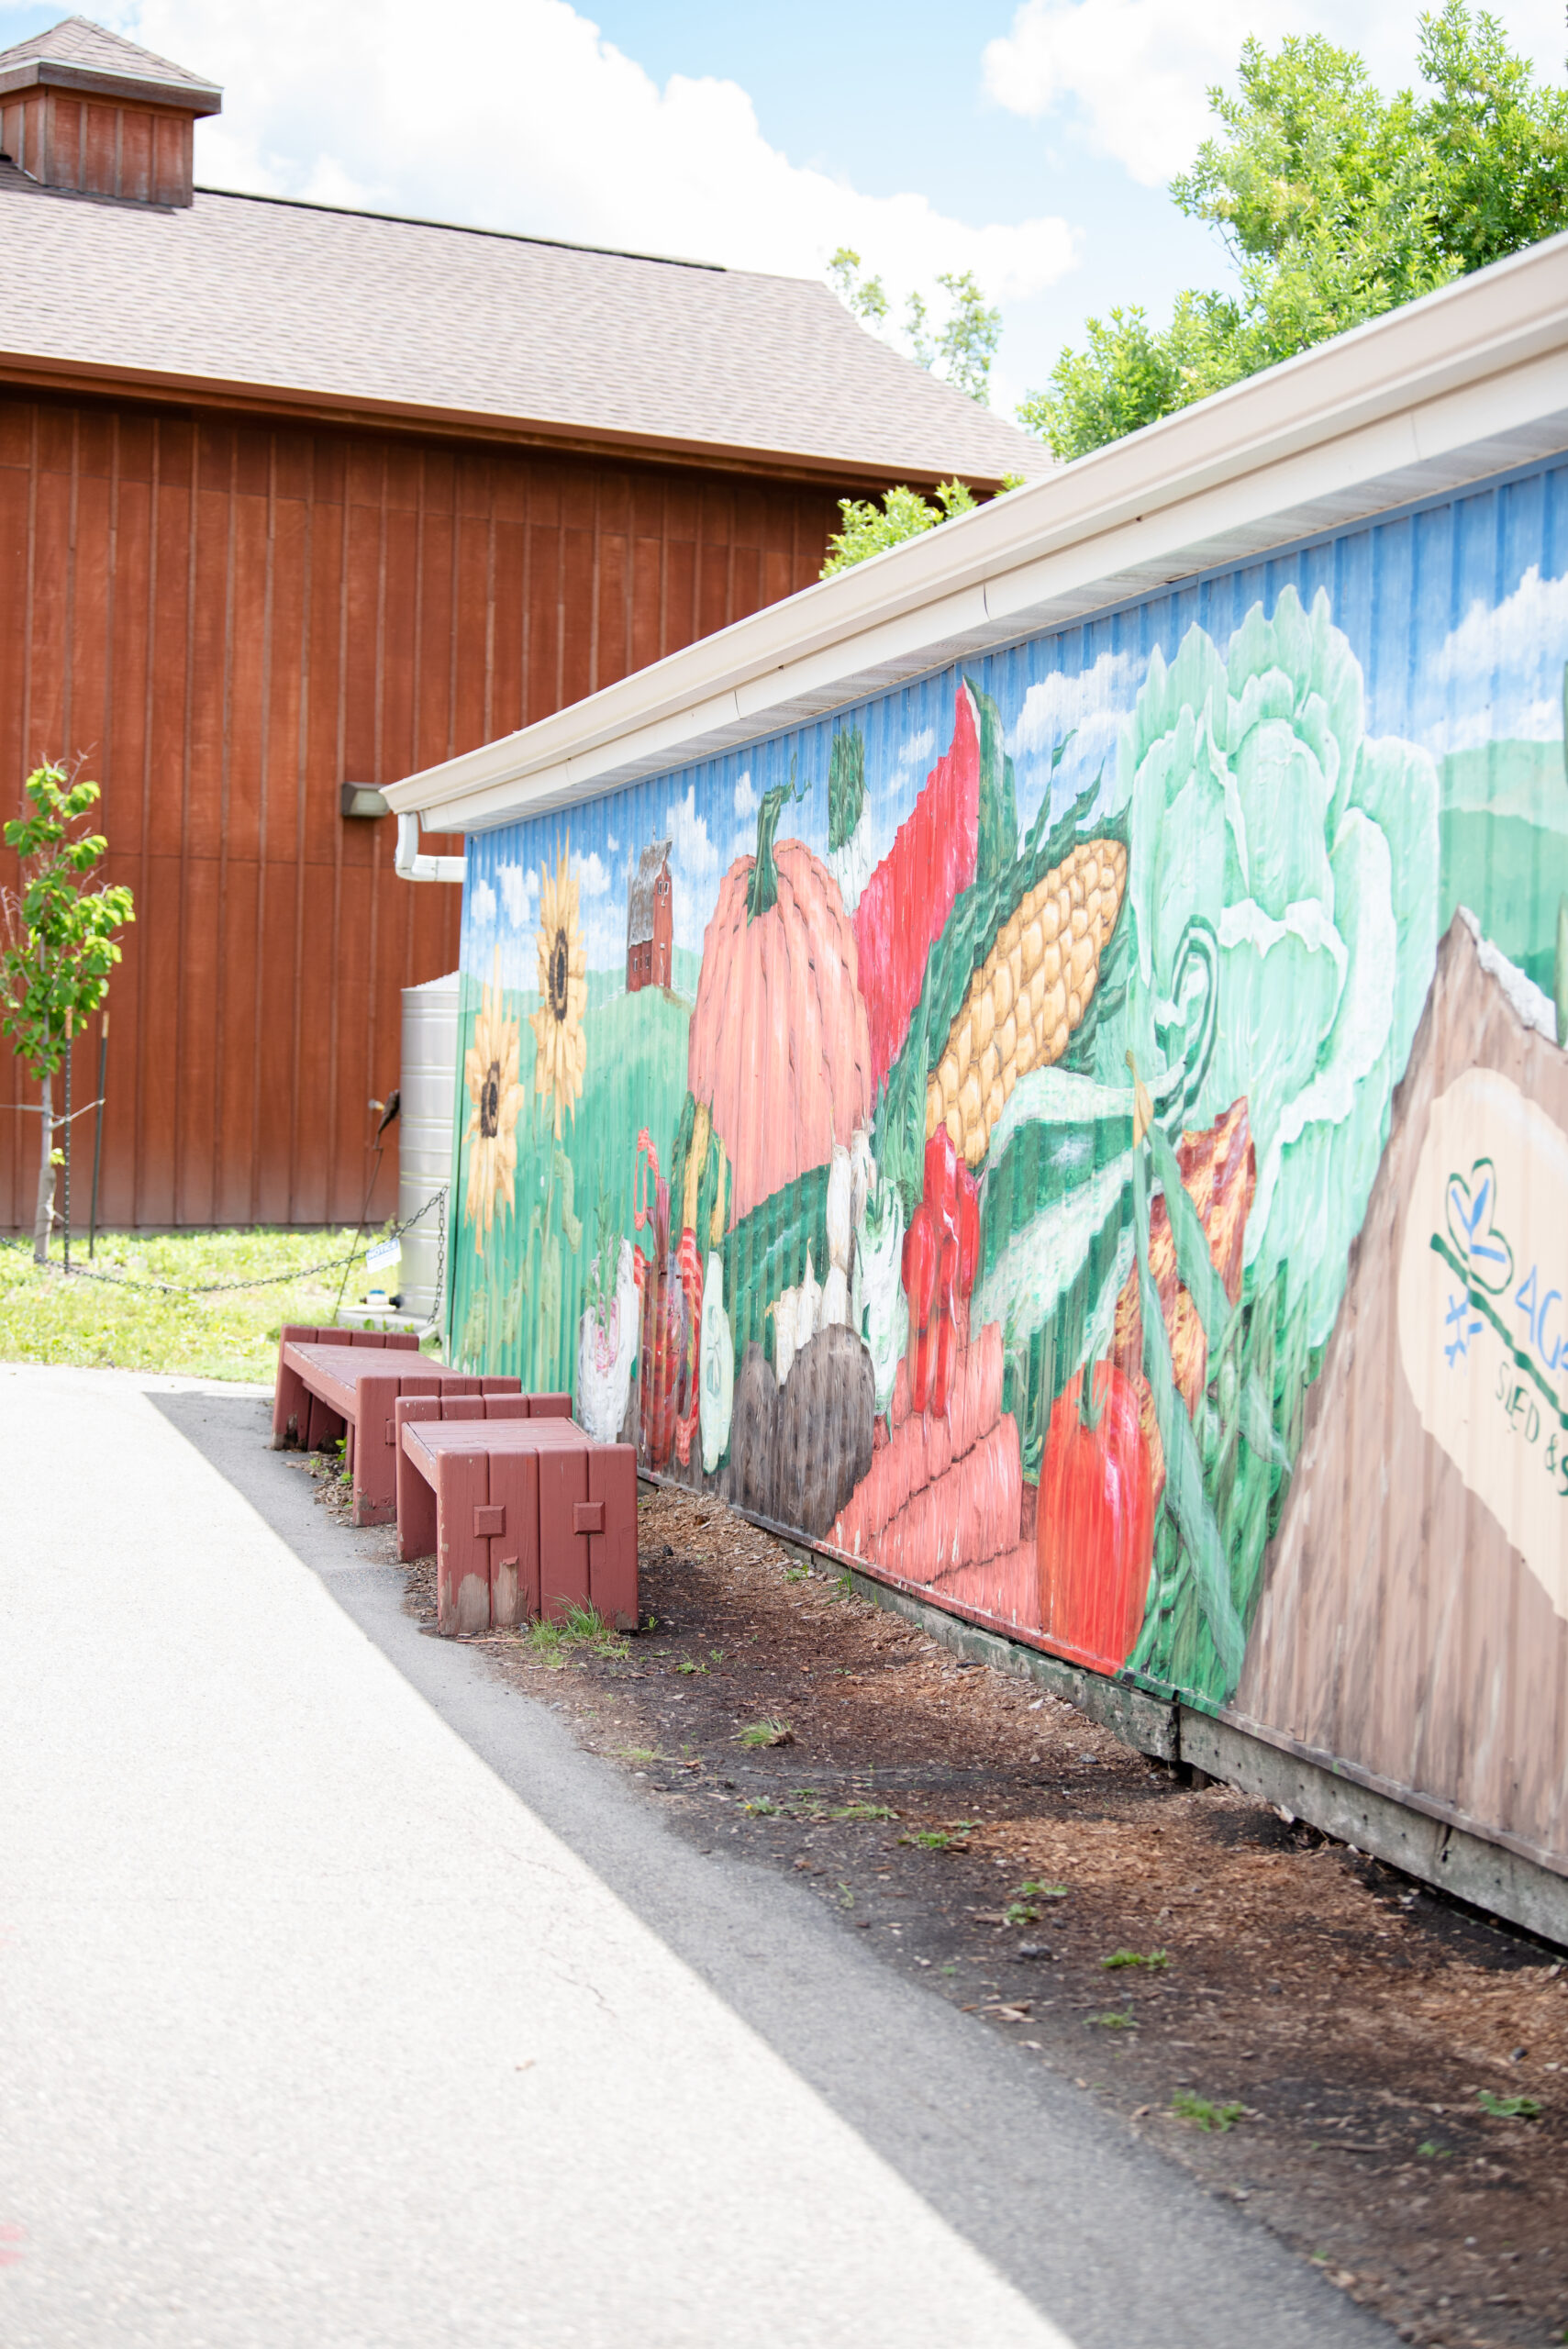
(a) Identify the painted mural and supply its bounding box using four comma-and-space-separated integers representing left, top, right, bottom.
450, 455, 1568, 1870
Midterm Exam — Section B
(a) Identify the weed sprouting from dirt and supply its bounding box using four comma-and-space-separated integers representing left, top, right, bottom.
1103, 1948, 1169, 1971
1173, 2091, 1243, 2132
527, 1604, 625, 1668
738, 1719, 794, 1748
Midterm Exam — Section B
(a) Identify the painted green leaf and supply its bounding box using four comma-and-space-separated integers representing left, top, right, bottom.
1132, 1148, 1245, 1686
828, 728, 866, 855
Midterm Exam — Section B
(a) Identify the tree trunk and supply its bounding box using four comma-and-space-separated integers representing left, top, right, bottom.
33, 1070, 53, 1264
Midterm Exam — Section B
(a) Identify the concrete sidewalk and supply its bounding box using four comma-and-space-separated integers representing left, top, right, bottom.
0, 1365, 1389, 2349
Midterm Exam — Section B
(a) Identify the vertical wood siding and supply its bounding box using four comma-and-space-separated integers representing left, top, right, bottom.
0, 391, 840, 1229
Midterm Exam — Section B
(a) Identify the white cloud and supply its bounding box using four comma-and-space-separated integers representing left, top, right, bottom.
113, 0, 1077, 326
470, 875, 497, 930
895, 725, 937, 777
606, 833, 618, 853
498, 862, 539, 931
1424, 565, 1568, 752
665, 784, 720, 878
662, 782, 728, 954
733, 771, 758, 819
1009, 648, 1140, 825
577, 850, 611, 896
982, 0, 1559, 187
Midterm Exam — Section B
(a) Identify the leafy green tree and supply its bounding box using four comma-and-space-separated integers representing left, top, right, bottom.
828, 250, 1002, 405
1021, 6, 1568, 462
820, 479, 980, 577
905, 270, 1004, 403
828, 246, 888, 327
1, 763, 134, 1260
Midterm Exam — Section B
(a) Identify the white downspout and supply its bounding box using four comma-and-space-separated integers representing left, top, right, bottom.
395, 811, 466, 885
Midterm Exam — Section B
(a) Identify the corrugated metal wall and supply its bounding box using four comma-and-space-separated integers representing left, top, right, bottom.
0, 391, 840, 1229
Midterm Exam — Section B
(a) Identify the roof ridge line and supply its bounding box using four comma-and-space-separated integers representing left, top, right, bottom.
191, 183, 728, 272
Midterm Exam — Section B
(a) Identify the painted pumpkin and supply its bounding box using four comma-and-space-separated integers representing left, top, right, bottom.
1036, 1363, 1155, 1672
688, 781, 873, 1228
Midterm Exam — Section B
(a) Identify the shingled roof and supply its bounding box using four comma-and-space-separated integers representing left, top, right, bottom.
0, 16, 221, 110
0, 85, 1042, 486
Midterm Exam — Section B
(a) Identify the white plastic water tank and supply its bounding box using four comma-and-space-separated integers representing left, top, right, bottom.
398, 972, 461, 1323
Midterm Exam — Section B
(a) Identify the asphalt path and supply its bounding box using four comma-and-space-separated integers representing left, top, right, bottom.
0, 1364, 1393, 2348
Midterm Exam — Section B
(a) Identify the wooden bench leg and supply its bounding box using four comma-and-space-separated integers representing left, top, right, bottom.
485, 1448, 539, 1628
588, 1443, 639, 1631
305, 1389, 345, 1453
271, 1329, 314, 1449
396, 1397, 439, 1563
537, 1447, 593, 1623
436, 1447, 492, 1636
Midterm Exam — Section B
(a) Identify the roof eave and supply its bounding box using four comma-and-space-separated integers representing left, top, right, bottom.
0, 59, 222, 114
0, 344, 1024, 494
383, 232, 1568, 838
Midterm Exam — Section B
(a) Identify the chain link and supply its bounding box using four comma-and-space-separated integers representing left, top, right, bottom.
2, 1186, 450, 1300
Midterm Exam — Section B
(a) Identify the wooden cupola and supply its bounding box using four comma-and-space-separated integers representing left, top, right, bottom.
0, 15, 220, 207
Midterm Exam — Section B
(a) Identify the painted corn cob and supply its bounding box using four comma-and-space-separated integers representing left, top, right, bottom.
925, 839, 1128, 1168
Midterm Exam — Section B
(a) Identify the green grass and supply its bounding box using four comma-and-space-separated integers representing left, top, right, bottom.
0, 1227, 418, 1382
898, 1822, 976, 1851
737, 1719, 795, 1749
1476, 2089, 1540, 2121
525, 1603, 626, 1667
1173, 2091, 1242, 2132
1101, 1948, 1169, 1971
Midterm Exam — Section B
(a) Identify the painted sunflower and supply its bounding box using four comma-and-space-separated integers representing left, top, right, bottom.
528, 846, 588, 1137
463, 951, 526, 1253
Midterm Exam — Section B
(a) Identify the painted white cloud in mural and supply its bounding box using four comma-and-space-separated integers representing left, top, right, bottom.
983, 0, 1558, 187
734, 771, 758, 819
577, 850, 612, 897
662, 783, 724, 957
470, 875, 497, 930
1421, 564, 1568, 754
1009, 648, 1140, 827
498, 862, 539, 931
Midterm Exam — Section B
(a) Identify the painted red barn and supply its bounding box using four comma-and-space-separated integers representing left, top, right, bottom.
626, 841, 673, 992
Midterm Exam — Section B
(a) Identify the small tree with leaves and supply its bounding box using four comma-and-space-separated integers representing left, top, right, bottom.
2, 763, 134, 1261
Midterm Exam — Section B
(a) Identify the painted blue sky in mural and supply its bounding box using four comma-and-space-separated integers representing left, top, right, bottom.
463, 461, 1568, 992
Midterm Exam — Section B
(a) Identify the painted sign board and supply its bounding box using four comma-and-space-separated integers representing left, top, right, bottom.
449, 451, 1568, 1882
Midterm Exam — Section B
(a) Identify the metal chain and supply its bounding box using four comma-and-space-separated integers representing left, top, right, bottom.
2, 1185, 450, 1299
431, 1183, 448, 1335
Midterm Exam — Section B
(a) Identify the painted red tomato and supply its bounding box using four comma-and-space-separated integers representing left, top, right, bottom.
1036, 1363, 1155, 1673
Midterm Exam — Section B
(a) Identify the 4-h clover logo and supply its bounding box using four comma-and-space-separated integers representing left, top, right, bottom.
1445, 1159, 1514, 1295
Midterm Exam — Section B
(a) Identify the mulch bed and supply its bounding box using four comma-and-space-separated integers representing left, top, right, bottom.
299, 1453, 1568, 2349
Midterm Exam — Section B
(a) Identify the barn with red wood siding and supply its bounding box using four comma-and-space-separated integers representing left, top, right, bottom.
0, 16, 1040, 1232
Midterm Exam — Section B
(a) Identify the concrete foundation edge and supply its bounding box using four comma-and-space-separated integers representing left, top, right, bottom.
828, 1557, 1568, 1953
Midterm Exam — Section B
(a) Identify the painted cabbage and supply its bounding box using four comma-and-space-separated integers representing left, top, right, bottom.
1118, 586, 1439, 1346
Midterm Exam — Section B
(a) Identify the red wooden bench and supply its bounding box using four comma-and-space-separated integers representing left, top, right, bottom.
270, 1324, 525, 1528
395, 1393, 637, 1638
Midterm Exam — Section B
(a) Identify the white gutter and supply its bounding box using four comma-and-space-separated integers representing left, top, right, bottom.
395, 811, 465, 885
384, 231, 1568, 841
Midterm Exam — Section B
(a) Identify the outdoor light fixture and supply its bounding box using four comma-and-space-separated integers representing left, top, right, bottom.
340, 783, 390, 819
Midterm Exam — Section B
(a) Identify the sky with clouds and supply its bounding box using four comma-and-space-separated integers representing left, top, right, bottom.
2, 0, 1559, 416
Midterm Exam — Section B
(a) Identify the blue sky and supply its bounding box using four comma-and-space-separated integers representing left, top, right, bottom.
3, 0, 1560, 417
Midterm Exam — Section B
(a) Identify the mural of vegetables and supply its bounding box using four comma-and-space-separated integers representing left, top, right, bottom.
852, 687, 983, 1095
927, 840, 1127, 1167
1037, 1364, 1155, 1672
687, 779, 873, 1229
1123, 584, 1439, 1350
453, 463, 1562, 1870
901, 1128, 979, 1416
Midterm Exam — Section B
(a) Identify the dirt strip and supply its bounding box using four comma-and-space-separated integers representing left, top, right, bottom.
300, 1456, 1568, 2349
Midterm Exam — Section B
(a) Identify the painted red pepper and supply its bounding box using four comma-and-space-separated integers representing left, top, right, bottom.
903, 1127, 982, 1417
1036, 1363, 1155, 1672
